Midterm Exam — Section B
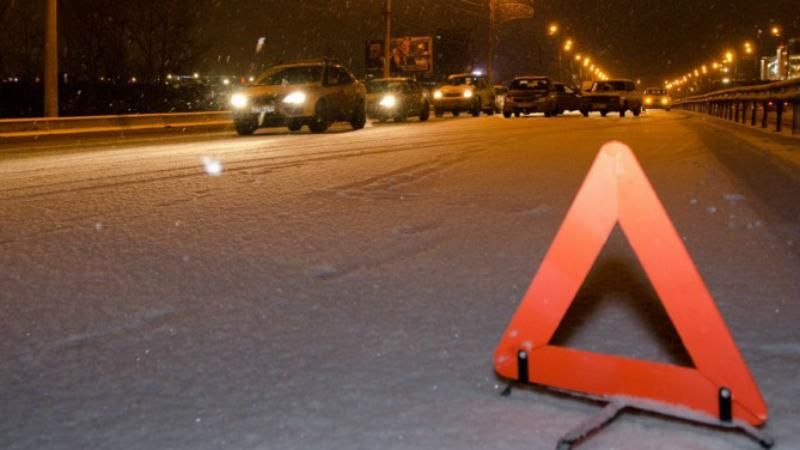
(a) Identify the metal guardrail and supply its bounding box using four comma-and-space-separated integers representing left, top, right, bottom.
0, 111, 232, 137
674, 78, 800, 135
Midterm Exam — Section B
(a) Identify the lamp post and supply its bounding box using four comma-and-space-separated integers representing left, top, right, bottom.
383, 0, 391, 78
547, 23, 560, 80
44, 0, 58, 117
487, 0, 495, 84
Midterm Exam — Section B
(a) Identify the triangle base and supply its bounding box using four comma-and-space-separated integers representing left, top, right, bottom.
500, 382, 775, 449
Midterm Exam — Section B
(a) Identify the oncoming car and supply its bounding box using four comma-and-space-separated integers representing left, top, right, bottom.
366, 78, 430, 123
229, 61, 366, 135
580, 79, 643, 117
503, 76, 557, 118
643, 88, 672, 111
432, 74, 495, 117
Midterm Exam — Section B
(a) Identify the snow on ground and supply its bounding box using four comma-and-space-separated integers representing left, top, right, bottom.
1, 111, 798, 449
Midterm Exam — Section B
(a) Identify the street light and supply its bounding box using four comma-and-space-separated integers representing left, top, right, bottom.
563, 39, 573, 52
724, 51, 734, 63
384, 0, 392, 78
548, 23, 559, 36
743, 41, 754, 55
770, 25, 782, 37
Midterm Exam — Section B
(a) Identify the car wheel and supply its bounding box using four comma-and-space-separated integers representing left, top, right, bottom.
419, 101, 430, 122
453, 110, 461, 117
287, 120, 303, 132
503, 111, 512, 119
435, 107, 445, 118
580, 110, 589, 117
620, 108, 627, 118
471, 99, 481, 117
632, 107, 641, 117
309, 100, 330, 133
235, 120, 257, 136
601, 111, 608, 117
350, 101, 366, 130
514, 110, 521, 118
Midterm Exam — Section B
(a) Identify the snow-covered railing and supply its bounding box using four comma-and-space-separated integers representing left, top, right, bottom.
674, 78, 800, 135
0, 111, 232, 139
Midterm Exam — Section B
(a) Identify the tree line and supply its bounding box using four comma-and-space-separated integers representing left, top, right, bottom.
0, 0, 210, 83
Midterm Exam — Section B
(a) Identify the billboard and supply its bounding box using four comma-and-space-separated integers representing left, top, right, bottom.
366, 36, 433, 75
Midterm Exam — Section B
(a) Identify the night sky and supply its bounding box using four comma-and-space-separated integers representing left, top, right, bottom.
202, 0, 799, 84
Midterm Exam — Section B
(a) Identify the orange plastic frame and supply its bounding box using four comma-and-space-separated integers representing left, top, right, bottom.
494, 141, 767, 426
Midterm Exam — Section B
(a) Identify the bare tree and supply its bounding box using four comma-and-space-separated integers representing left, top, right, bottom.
129, 0, 208, 82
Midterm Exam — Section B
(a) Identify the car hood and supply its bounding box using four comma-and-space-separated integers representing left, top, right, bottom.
438, 85, 471, 94
584, 90, 636, 98
238, 83, 319, 98
507, 89, 550, 97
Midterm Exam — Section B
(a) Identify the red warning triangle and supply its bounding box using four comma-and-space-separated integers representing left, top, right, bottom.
494, 142, 767, 426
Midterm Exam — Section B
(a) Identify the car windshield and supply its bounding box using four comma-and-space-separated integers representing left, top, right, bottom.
592, 81, 633, 92
256, 66, 323, 86
510, 78, 550, 91
448, 76, 478, 86
366, 81, 407, 93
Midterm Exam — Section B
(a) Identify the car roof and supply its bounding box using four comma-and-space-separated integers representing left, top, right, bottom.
448, 73, 485, 78
370, 77, 412, 82
512, 76, 551, 80
271, 61, 345, 70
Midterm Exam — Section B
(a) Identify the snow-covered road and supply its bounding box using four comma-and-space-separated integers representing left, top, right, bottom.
1, 111, 799, 449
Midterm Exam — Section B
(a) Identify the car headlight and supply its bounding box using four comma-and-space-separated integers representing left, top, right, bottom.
379, 94, 397, 108
230, 93, 249, 109
433, 90, 443, 100
661, 98, 670, 105
283, 92, 307, 105
645, 97, 653, 105
463, 89, 473, 99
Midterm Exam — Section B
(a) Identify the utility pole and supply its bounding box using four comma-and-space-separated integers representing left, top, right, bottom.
487, 0, 494, 84
383, 0, 392, 78
44, 0, 58, 117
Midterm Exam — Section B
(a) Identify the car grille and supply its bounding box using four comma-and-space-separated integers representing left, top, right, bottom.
510, 94, 545, 102
444, 93, 462, 98
251, 95, 279, 107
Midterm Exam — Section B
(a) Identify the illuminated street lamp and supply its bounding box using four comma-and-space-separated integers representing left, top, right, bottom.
724, 51, 734, 63
743, 41, 754, 55
548, 23, 559, 36
563, 39, 573, 52
770, 25, 782, 37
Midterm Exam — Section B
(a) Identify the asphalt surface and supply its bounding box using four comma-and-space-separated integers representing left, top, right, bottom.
1, 111, 799, 450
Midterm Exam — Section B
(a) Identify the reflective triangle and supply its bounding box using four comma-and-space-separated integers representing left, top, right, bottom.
494, 142, 767, 426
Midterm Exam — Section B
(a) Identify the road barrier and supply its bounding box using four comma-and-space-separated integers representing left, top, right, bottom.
0, 111, 232, 138
675, 78, 800, 135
